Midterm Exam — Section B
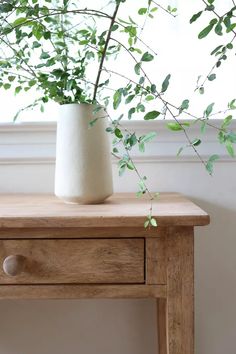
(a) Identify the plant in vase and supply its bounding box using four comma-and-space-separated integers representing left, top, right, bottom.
0, 0, 235, 225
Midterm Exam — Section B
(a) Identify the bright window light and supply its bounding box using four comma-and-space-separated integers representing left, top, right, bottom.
0, 0, 235, 122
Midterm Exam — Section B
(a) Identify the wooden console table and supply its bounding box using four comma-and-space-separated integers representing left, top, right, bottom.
0, 193, 209, 354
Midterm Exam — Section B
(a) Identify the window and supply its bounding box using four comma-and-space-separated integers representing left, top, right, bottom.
0, 0, 234, 122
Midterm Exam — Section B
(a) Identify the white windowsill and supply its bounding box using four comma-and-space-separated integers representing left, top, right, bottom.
0, 120, 236, 165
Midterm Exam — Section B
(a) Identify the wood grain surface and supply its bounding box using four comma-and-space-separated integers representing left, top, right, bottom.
0, 193, 210, 228
157, 226, 194, 354
146, 237, 167, 285
0, 284, 167, 299
0, 238, 144, 284
0, 226, 165, 239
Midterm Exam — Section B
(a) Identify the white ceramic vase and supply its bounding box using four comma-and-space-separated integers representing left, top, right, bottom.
55, 103, 113, 204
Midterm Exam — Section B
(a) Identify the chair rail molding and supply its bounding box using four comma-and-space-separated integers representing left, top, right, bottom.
0, 120, 236, 165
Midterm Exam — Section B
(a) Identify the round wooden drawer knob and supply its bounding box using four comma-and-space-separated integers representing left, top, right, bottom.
3, 255, 26, 276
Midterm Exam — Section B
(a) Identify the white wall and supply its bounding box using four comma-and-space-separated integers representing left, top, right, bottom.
0, 121, 236, 354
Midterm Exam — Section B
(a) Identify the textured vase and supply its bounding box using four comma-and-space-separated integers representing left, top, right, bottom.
55, 103, 113, 204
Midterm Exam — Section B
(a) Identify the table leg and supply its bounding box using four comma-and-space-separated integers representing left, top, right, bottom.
157, 298, 168, 354
157, 227, 194, 354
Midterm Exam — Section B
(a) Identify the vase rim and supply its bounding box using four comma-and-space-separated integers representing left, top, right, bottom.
60, 102, 101, 107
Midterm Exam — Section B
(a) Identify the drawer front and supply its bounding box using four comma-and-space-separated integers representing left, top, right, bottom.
0, 239, 144, 284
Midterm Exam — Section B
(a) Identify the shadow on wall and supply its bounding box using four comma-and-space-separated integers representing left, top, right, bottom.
0, 299, 157, 354
193, 198, 236, 354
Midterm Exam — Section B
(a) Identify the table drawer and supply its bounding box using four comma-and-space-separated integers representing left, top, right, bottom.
0, 239, 144, 284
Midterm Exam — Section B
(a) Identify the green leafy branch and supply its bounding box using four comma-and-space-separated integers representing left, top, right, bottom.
191, 0, 236, 92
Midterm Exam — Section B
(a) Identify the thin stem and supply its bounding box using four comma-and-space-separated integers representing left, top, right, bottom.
195, 1, 236, 90
104, 107, 155, 219
150, 0, 177, 18
93, 2, 120, 101
0, 9, 111, 38
0, 38, 37, 78
0, 69, 31, 81
114, 19, 158, 55
196, 34, 236, 91
102, 67, 207, 169
110, 37, 152, 86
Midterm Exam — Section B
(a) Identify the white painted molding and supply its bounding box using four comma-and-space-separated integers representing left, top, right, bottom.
0, 120, 236, 165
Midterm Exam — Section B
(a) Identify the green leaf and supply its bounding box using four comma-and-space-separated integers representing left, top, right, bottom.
227, 131, 236, 143
226, 140, 235, 157
167, 122, 189, 131
115, 128, 123, 139
223, 15, 232, 30
150, 218, 157, 227
151, 7, 158, 12
8, 76, 15, 82
138, 7, 147, 15
208, 73, 216, 81
134, 62, 141, 75
215, 21, 223, 35
136, 191, 143, 198
111, 24, 119, 31
0, 60, 8, 67
139, 76, 145, 84
3, 83, 11, 90
144, 220, 150, 228
144, 110, 160, 120
221, 115, 232, 129
13, 17, 27, 27
15, 86, 22, 94
40, 52, 50, 60
179, 99, 189, 113
32, 24, 43, 40
151, 84, 157, 93
201, 121, 207, 134
0, 3, 13, 12
228, 99, 236, 110
161, 74, 171, 93
227, 43, 233, 49
89, 118, 98, 127
106, 127, 113, 133
137, 103, 145, 112
128, 107, 136, 119
119, 165, 126, 176
93, 105, 103, 114
113, 89, 123, 110
32, 41, 41, 49
125, 95, 135, 104
204, 102, 215, 117
44, 31, 51, 40
140, 131, 157, 143
129, 133, 137, 146
141, 52, 154, 62
139, 142, 145, 152
198, 20, 217, 39
190, 11, 203, 24
199, 86, 205, 95
146, 95, 155, 101
130, 47, 142, 55
191, 138, 201, 146
126, 161, 134, 170
177, 146, 184, 156
206, 154, 220, 175
28, 80, 36, 87
206, 5, 215, 11
211, 45, 223, 55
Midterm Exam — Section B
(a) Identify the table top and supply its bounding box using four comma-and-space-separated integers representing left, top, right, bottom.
0, 193, 209, 228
